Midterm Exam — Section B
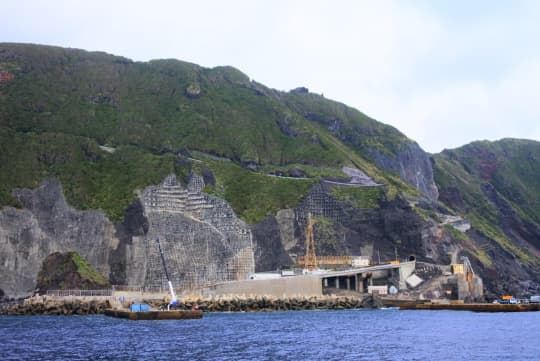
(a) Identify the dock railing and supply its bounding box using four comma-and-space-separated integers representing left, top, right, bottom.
46, 289, 113, 297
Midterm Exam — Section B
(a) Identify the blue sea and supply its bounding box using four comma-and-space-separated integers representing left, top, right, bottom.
1, 309, 540, 360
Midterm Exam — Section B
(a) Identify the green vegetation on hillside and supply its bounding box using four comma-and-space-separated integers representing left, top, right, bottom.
194, 157, 316, 224
331, 186, 384, 209
283, 91, 410, 156
0, 127, 177, 221
259, 163, 348, 179
0, 43, 418, 223
37, 251, 110, 291
0, 43, 351, 166
69, 251, 110, 287
434, 139, 540, 267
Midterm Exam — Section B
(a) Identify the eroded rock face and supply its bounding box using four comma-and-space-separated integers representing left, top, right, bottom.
0, 179, 118, 297
368, 141, 439, 200
0, 176, 255, 297
249, 179, 540, 297
251, 215, 292, 272
251, 182, 431, 271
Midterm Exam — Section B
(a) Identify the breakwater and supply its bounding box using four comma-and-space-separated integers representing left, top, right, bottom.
1, 296, 111, 315
152, 295, 372, 312
0, 297, 25, 314
1, 295, 371, 315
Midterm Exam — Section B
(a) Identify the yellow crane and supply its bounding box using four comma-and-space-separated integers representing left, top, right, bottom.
304, 214, 318, 272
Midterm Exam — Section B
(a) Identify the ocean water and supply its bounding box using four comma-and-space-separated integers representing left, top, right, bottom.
1, 309, 540, 360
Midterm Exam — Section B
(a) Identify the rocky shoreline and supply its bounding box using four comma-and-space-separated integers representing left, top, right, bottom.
1, 295, 373, 316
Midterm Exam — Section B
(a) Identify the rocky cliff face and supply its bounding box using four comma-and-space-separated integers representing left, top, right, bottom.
251, 181, 441, 271
2, 174, 535, 299
0, 179, 118, 297
0, 175, 254, 297
367, 141, 439, 200
283, 91, 439, 199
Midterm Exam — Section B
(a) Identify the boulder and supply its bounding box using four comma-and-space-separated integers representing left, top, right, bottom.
36, 251, 110, 292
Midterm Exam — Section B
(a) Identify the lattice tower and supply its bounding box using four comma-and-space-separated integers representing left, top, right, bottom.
304, 213, 318, 271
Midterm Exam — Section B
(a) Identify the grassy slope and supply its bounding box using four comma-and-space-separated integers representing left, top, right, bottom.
37, 251, 110, 290
0, 43, 415, 223
1, 44, 349, 165
433, 139, 540, 266
69, 251, 110, 288
282, 91, 410, 157
0, 127, 178, 220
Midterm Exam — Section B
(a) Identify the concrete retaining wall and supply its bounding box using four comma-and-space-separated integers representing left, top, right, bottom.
207, 276, 322, 298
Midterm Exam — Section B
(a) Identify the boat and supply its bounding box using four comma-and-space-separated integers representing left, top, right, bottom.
104, 308, 202, 320
104, 238, 203, 320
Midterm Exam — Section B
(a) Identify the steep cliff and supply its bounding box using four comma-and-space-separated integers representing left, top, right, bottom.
282, 91, 438, 199
0, 43, 538, 298
433, 139, 540, 297
252, 180, 446, 272
367, 141, 439, 200
0, 175, 255, 297
0, 179, 117, 297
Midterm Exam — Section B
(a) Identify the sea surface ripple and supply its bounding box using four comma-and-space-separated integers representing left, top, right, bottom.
1, 309, 540, 360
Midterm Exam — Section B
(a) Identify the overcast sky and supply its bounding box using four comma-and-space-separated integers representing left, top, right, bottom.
3, 0, 540, 153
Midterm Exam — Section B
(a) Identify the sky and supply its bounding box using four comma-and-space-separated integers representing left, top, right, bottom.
2, 0, 540, 153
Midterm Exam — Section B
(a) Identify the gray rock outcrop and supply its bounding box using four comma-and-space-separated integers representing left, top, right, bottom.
0, 175, 255, 297
341, 167, 381, 186
0, 179, 118, 297
368, 141, 439, 200
251, 181, 430, 271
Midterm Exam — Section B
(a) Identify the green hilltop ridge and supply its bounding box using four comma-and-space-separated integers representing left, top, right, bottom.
0, 43, 414, 222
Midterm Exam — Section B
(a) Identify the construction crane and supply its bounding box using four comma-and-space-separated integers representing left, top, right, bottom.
303, 213, 318, 273
156, 237, 179, 310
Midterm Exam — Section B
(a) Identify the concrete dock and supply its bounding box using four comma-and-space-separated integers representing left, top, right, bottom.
400, 303, 540, 312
